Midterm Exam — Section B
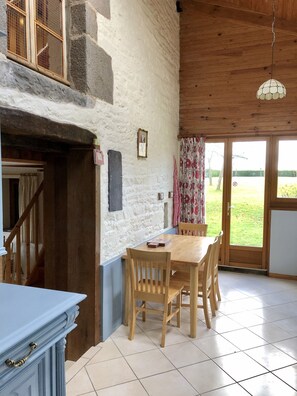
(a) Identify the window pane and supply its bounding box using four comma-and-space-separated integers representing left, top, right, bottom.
230, 141, 266, 247
36, 26, 63, 77
205, 143, 224, 236
7, 0, 26, 11
7, 5, 27, 59
36, 0, 63, 36
277, 140, 297, 198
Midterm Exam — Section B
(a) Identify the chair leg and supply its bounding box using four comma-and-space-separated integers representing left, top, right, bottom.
161, 310, 167, 347
167, 301, 172, 324
177, 293, 181, 328
129, 300, 136, 341
210, 291, 216, 317
212, 287, 218, 311
142, 301, 146, 322
211, 279, 218, 311
216, 280, 221, 302
203, 293, 211, 329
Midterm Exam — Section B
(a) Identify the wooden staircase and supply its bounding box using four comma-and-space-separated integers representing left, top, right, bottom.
2, 181, 44, 287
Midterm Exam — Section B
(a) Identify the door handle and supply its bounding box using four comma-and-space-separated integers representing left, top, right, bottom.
227, 202, 234, 216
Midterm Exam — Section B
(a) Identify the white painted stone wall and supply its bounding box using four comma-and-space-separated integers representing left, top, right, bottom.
97, 0, 180, 261
0, 0, 179, 262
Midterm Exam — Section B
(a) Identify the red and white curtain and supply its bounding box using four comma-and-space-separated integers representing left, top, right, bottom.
179, 137, 206, 223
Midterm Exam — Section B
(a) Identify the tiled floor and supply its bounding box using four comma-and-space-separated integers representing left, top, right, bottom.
66, 271, 297, 396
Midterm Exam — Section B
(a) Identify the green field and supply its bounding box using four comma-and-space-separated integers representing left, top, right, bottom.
205, 177, 265, 246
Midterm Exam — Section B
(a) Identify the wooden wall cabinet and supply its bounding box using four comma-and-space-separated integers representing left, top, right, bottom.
0, 283, 86, 395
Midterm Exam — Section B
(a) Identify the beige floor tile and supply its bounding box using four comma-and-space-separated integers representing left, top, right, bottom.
228, 311, 266, 327
249, 322, 294, 343
65, 273, 297, 396
275, 317, 297, 335
210, 315, 243, 333
179, 359, 234, 394
112, 332, 157, 356
110, 324, 142, 338
222, 328, 267, 350
66, 357, 89, 383
66, 367, 95, 396
145, 326, 188, 347
179, 319, 217, 339
273, 364, 297, 390
193, 334, 239, 358
253, 304, 295, 322
219, 298, 265, 315
141, 370, 197, 396
240, 372, 297, 396
220, 289, 251, 301
214, 351, 267, 382
125, 349, 174, 378
96, 380, 148, 396
274, 337, 297, 359
203, 383, 250, 395
82, 345, 102, 360
160, 341, 209, 368
245, 344, 297, 371
86, 357, 136, 390
87, 338, 121, 364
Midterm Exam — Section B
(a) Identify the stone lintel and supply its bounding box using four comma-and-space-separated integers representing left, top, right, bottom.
0, 107, 96, 146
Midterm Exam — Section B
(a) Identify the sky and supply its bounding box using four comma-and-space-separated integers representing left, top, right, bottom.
206, 141, 297, 171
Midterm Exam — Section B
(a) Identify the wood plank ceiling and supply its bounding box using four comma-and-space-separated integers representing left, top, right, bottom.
179, 0, 297, 137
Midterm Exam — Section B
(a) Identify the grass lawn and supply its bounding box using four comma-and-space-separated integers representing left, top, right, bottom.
206, 177, 265, 247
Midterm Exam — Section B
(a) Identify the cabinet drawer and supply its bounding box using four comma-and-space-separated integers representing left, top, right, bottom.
0, 349, 53, 396
0, 305, 78, 384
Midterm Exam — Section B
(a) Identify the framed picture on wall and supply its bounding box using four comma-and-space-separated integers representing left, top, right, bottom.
137, 128, 148, 158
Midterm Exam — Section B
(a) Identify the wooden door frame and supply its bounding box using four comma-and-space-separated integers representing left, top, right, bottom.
207, 136, 270, 271
0, 108, 100, 360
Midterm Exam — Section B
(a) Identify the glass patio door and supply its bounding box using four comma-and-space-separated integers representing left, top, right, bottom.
206, 139, 268, 269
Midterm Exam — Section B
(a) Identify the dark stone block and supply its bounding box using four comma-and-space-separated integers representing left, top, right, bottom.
70, 36, 113, 104
0, 60, 95, 108
0, 0, 7, 54
71, 3, 97, 40
88, 0, 110, 19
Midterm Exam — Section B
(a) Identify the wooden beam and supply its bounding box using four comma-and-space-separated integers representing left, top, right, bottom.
190, 0, 297, 36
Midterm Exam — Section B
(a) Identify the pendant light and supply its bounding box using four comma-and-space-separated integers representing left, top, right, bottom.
256, 0, 286, 100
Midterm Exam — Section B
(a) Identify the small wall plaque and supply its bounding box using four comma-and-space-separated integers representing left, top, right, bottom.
137, 129, 148, 158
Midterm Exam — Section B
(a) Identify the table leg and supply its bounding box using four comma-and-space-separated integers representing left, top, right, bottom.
190, 266, 198, 338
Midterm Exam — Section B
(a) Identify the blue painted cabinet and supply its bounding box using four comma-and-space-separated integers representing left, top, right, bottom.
0, 284, 86, 395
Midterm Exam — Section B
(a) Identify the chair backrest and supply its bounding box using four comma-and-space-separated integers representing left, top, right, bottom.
178, 222, 208, 236
127, 248, 172, 303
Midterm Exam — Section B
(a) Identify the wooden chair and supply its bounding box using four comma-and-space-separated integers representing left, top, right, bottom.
212, 231, 223, 310
178, 222, 208, 236
127, 248, 184, 347
171, 237, 219, 329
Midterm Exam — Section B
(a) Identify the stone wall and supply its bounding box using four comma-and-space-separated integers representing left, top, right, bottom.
97, 0, 180, 261
0, 0, 180, 263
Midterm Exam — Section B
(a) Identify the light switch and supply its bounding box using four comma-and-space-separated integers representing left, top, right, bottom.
168, 191, 174, 198
158, 192, 164, 200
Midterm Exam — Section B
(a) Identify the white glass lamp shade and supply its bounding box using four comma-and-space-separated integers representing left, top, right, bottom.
257, 79, 286, 100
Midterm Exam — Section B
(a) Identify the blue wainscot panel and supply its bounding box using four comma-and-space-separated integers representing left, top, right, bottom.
100, 227, 177, 340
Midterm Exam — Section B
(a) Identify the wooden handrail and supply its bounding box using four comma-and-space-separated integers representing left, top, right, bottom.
3, 181, 44, 285
5, 181, 44, 246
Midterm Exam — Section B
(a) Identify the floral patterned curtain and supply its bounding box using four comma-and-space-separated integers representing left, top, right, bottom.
172, 156, 180, 227
179, 137, 206, 223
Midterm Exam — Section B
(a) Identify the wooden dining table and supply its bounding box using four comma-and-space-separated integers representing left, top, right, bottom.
123, 233, 214, 338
